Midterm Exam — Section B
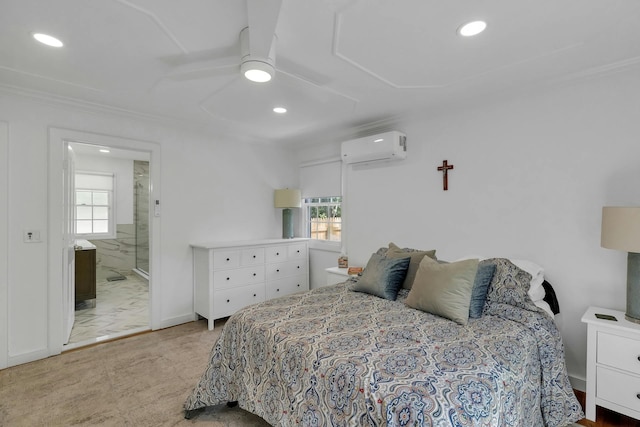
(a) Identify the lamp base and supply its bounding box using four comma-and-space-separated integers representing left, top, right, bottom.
281, 208, 294, 239
625, 252, 640, 323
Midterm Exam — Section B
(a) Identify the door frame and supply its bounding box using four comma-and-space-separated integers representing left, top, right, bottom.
47, 127, 161, 356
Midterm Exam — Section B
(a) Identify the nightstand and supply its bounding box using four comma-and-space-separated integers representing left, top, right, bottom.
325, 266, 351, 286
582, 306, 640, 422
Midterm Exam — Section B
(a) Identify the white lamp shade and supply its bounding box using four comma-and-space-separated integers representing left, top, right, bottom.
601, 207, 640, 253
274, 189, 301, 208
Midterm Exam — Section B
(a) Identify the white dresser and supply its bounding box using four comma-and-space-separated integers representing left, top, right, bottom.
582, 306, 640, 421
192, 238, 309, 330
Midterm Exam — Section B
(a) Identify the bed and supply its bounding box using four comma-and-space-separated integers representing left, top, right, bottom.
184, 248, 583, 426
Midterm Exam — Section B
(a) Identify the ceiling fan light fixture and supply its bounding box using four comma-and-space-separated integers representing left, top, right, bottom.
241, 60, 274, 83
458, 20, 487, 37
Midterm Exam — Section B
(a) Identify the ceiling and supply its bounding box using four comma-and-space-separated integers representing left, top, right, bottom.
2, 0, 639, 146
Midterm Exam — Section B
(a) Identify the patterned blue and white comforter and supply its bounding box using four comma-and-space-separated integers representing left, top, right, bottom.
185, 280, 583, 426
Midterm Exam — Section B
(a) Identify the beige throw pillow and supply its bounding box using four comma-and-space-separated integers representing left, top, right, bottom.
405, 257, 479, 325
386, 242, 437, 290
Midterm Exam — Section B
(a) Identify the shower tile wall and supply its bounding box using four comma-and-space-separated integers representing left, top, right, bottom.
91, 160, 149, 282
93, 224, 136, 281
134, 160, 149, 274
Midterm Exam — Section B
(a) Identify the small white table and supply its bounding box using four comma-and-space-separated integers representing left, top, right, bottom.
582, 306, 640, 422
325, 266, 354, 286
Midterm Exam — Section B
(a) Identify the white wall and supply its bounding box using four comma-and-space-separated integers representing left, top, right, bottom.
295, 67, 640, 386
0, 93, 297, 368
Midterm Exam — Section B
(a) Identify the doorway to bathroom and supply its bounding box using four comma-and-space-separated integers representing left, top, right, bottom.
65, 143, 152, 350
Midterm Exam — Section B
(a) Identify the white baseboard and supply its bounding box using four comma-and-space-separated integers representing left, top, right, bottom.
569, 375, 586, 392
8, 348, 50, 368
154, 313, 196, 330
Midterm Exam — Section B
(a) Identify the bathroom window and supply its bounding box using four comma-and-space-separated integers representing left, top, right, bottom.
75, 172, 116, 239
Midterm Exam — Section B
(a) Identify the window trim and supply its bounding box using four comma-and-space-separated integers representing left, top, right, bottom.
303, 196, 342, 251
75, 171, 116, 240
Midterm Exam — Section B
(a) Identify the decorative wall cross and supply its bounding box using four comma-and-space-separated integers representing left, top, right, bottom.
437, 160, 454, 191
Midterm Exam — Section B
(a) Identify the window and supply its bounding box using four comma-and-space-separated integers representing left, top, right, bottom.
305, 197, 342, 242
75, 172, 115, 238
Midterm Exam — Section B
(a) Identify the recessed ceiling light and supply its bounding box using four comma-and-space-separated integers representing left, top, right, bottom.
273, 107, 287, 114
33, 33, 64, 47
99, 149, 110, 153
458, 21, 487, 37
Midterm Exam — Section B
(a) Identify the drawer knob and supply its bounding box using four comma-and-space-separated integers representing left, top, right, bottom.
276, 269, 280, 272
253, 255, 256, 258
226, 277, 230, 281
253, 273, 256, 276
297, 266, 300, 269
276, 252, 280, 255
637, 356, 640, 362
253, 293, 257, 297
226, 299, 230, 303
297, 284, 300, 287
637, 393, 640, 400
226, 258, 230, 261
276, 288, 280, 292
297, 250, 300, 253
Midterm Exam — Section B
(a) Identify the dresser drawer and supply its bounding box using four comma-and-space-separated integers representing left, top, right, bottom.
213, 250, 241, 270
213, 267, 264, 290
213, 284, 265, 318
266, 259, 307, 280
266, 276, 308, 299
288, 243, 307, 259
597, 332, 640, 375
241, 248, 264, 265
597, 366, 640, 413
265, 245, 289, 263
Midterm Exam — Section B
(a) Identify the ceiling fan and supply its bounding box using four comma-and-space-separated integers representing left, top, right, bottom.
163, 0, 329, 88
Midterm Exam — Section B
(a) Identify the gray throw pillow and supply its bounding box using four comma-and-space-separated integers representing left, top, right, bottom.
350, 253, 410, 301
385, 242, 437, 290
468, 261, 497, 318
405, 257, 479, 325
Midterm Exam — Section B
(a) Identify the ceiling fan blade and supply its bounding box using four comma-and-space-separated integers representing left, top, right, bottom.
165, 63, 237, 81
246, 0, 282, 59
276, 57, 332, 87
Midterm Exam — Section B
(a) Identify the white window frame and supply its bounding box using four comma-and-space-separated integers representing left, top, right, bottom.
304, 196, 342, 251
75, 171, 116, 239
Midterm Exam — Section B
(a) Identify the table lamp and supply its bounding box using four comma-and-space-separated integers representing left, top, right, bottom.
601, 206, 640, 323
274, 189, 301, 239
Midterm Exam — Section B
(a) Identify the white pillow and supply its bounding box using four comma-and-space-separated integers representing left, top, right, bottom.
510, 259, 545, 303
535, 300, 554, 318
455, 256, 545, 303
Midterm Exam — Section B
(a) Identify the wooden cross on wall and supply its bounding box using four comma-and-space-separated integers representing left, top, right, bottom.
437, 160, 454, 191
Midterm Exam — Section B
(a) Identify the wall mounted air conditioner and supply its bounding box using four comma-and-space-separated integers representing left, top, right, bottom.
341, 131, 407, 164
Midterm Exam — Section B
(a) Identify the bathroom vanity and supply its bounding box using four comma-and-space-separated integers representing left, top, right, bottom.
74, 239, 97, 303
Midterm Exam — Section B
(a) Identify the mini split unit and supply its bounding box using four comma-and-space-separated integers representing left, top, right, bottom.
341, 131, 407, 164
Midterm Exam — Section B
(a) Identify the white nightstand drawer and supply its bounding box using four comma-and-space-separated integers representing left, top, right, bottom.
597, 332, 640, 375
597, 366, 640, 412
213, 284, 265, 318
213, 250, 241, 270
213, 267, 264, 289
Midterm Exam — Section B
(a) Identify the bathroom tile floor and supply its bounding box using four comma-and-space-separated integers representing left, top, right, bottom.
66, 273, 149, 349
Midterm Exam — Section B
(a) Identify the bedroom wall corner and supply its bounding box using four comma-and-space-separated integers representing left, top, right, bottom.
0, 121, 8, 370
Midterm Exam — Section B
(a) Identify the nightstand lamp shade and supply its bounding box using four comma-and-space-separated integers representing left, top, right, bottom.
601, 206, 640, 323
274, 189, 301, 239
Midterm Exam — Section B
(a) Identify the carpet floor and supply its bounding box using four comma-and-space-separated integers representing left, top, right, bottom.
0, 319, 585, 426
0, 318, 269, 426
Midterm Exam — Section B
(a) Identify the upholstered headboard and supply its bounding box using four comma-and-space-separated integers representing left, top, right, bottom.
542, 280, 560, 315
